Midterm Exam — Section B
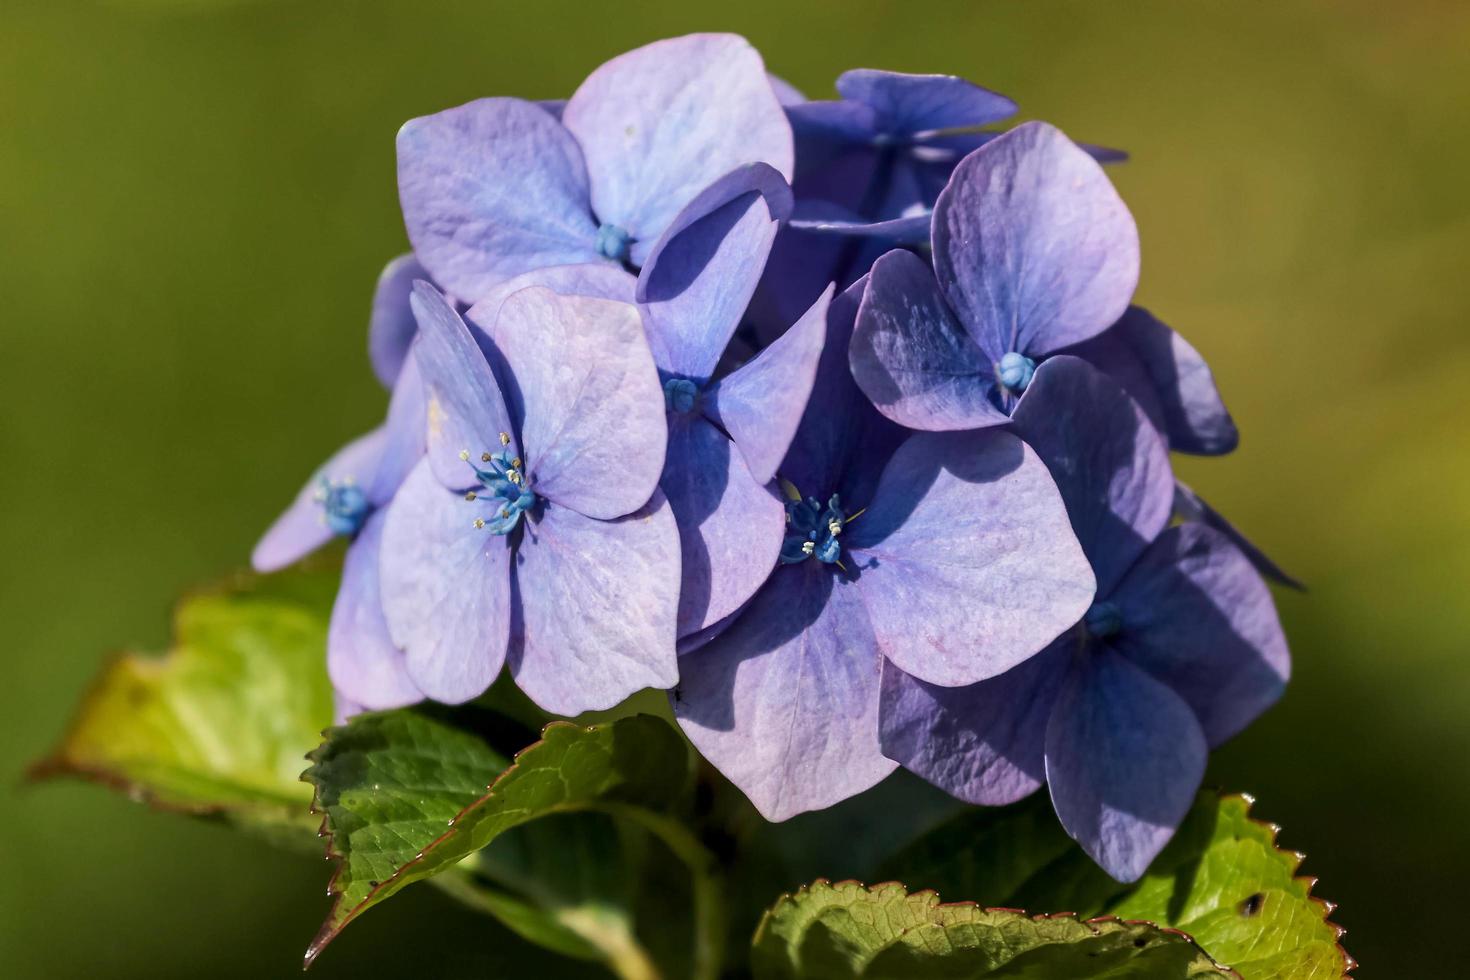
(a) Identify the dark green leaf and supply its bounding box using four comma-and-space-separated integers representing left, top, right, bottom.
881, 792, 1351, 979
31, 561, 338, 842
304, 712, 716, 975
751, 879, 1229, 978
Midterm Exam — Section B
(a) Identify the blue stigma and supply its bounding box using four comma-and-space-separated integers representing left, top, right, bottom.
595, 223, 633, 263
316, 479, 371, 536
663, 377, 700, 414
997, 352, 1037, 393
1084, 600, 1122, 639
780, 490, 850, 566
460, 434, 537, 536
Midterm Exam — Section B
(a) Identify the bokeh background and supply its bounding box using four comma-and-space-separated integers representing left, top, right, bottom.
3, 0, 1466, 975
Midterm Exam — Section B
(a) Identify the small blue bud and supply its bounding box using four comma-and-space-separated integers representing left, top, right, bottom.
595, 223, 633, 263
1084, 600, 1122, 639
997, 352, 1037, 392
663, 377, 700, 414
321, 482, 370, 536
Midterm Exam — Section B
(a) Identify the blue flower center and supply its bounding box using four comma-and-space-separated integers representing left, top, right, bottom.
780, 487, 860, 568
1084, 600, 1122, 639
595, 223, 633, 263
316, 479, 370, 536
460, 433, 538, 535
997, 352, 1036, 393
663, 377, 700, 414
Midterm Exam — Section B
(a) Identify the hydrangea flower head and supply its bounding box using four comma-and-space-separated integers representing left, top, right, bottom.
879, 357, 1290, 881
673, 281, 1095, 820
378, 282, 680, 714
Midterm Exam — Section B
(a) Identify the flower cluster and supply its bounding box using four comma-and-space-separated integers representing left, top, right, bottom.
254, 34, 1291, 882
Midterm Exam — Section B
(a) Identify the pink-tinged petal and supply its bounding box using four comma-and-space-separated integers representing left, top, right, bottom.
397, 97, 602, 300
328, 512, 422, 710
1112, 523, 1290, 746
1010, 356, 1175, 596
673, 565, 897, 821
704, 285, 831, 485
251, 427, 387, 573
410, 282, 517, 490
1067, 307, 1238, 456
508, 494, 680, 715
835, 69, 1017, 136
768, 73, 805, 107
879, 644, 1065, 806
488, 287, 666, 520
1173, 482, 1304, 590
661, 416, 784, 637
464, 263, 636, 341
379, 460, 512, 704
933, 122, 1139, 360
851, 249, 1009, 431
368, 253, 427, 388
563, 33, 794, 243
846, 429, 1095, 687
636, 164, 790, 379
1045, 650, 1207, 883
333, 694, 365, 726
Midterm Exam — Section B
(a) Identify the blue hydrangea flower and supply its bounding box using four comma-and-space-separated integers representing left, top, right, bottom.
457, 165, 831, 640
672, 280, 1096, 821
849, 121, 1141, 428
251, 348, 426, 711
879, 357, 1290, 881
377, 282, 680, 714
395, 33, 793, 303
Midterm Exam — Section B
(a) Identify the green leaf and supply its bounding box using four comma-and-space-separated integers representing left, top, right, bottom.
31, 561, 338, 842
881, 792, 1352, 979
751, 879, 1229, 979
305, 711, 723, 978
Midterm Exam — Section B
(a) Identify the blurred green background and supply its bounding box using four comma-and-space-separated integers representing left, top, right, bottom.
2, 0, 1466, 975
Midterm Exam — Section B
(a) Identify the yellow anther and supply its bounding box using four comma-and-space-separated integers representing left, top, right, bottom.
801, 540, 815, 555
779, 478, 802, 502
481, 452, 492, 462
465, 491, 477, 501
459, 450, 470, 461
499, 432, 511, 446
512, 457, 522, 469
508, 471, 522, 484
473, 518, 486, 530
828, 520, 843, 537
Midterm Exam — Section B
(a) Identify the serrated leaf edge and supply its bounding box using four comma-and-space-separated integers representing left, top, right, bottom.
301, 718, 609, 968
754, 877, 1241, 978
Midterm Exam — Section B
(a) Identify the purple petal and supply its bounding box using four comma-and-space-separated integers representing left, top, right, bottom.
835, 69, 1017, 136
378, 459, 512, 704
1067, 307, 1238, 456
1112, 523, 1289, 745
704, 285, 831, 485
673, 564, 896, 820
661, 416, 784, 637
933, 122, 1139, 360
368, 253, 428, 388
251, 427, 387, 573
1010, 356, 1175, 596
464, 263, 637, 340
878, 644, 1065, 806
409, 282, 518, 490
333, 694, 365, 726
851, 248, 1009, 431
787, 209, 931, 245
509, 493, 680, 715
1173, 482, 1304, 590
487, 287, 665, 520
636, 164, 791, 380
846, 429, 1095, 686
328, 511, 422, 710
769, 73, 805, 107
563, 33, 793, 245
397, 97, 601, 300
780, 277, 905, 504
1044, 650, 1207, 882
369, 350, 428, 502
